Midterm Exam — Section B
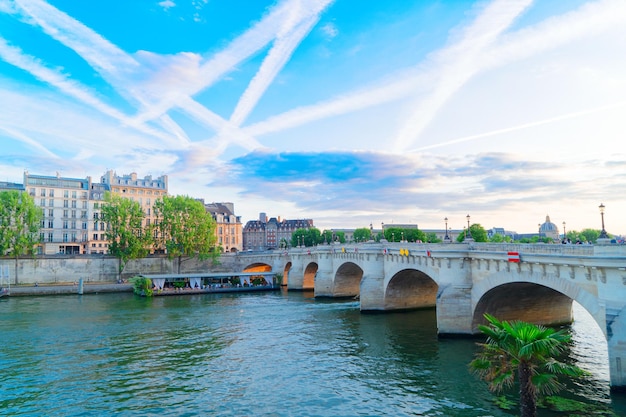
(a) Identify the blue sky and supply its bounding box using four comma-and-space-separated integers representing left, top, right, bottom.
1, 0, 625, 235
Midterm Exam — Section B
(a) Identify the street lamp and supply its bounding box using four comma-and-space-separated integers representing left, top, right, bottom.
599, 203, 608, 238
392, 232, 395, 242
444, 217, 449, 241
466, 214, 470, 237
562, 221, 566, 239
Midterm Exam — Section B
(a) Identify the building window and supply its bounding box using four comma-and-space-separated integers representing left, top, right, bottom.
63, 200, 68, 208
40, 220, 46, 228
71, 200, 77, 208
29, 188, 35, 196
81, 211, 87, 219
63, 220, 68, 229
82, 222, 87, 230
100, 223, 105, 231
49, 199, 54, 207
71, 191, 77, 198
48, 220, 53, 228
40, 198, 45, 206
49, 189, 54, 197
64, 190, 69, 198
48, 232, 53, 242
71, 221, 76, 229
72, 210, 76, 218
63, 233, 68, 243
82, 201, 88, 209
63, 210, 68, 218
93, 213, 99, 219
40, 189, 46, 197
93, 233, 98, 240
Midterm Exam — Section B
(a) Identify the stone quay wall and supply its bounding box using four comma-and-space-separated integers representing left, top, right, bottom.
0, 254, 248, 285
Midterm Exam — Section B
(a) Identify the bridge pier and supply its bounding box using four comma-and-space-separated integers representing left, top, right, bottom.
314, 247, 334, 297
359, 247, 385, 311
607, 302, 626, 388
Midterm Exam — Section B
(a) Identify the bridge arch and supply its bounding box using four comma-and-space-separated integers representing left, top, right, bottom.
385, 268, 438, 311
243, 263, 272, 273
472, 276, 605, 338
282, 262, 292, 286
333, 262, 363, 298
303, 262, 318, 290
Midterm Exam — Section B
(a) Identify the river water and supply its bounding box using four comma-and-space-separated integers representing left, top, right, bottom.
1, 291, 625, 416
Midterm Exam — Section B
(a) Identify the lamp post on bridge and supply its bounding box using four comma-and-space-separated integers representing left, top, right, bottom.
599, 203, 608, 239
444, 217, 450, 242
465, 214, 474, 242
562, 221, 566, 240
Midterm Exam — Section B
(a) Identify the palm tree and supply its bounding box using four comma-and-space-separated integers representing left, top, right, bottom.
469, 314, 588, 417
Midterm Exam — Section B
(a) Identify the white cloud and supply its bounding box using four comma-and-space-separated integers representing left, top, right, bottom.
158, 1, 176, 11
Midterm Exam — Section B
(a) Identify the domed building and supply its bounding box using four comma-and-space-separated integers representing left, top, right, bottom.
539, 215, 560, 240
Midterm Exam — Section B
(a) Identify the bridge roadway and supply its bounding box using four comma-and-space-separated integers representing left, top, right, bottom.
238, 241, 626, 388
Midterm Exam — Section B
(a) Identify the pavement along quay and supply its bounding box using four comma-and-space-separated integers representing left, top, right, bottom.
5, 281, 133, 296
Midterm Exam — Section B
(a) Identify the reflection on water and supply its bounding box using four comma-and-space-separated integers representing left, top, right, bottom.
1, 292, 625, 416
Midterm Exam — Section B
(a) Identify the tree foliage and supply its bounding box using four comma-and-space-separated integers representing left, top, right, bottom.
0, 190, 42, 257
353, 227, 372, 243
457, 223, 488, 242
321, 229, 345, 244
291, 227, 321, 247
383, 227, 426, 243
424, 232, 442, 243
469, 314, 587, 417
154, 195, 218, 271
101, 192, 152, 276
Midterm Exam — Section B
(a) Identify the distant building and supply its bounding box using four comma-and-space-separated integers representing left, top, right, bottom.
23, 171, 92, 255
100, 170, 168, 231
0, 181, 25, 192
204, 202, 243, 253
538, 215, 560, 240
243, 213, 314, 250
486, 227, 516, 241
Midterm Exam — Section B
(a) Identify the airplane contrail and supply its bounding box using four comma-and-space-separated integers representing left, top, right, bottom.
409, 100, 626, 152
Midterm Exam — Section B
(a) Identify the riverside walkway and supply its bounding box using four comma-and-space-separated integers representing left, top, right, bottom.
6, 282, 133, 296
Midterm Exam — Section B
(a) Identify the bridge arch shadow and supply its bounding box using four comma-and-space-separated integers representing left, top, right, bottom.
304, 262, 318, 290
471, 281, 607, 346
333, 262, 363, 298
385, 268, 437, 311
243, 262, 272, 273
282, 262, 292, 287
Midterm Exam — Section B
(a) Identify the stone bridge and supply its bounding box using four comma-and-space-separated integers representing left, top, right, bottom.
238, 241, 626, 388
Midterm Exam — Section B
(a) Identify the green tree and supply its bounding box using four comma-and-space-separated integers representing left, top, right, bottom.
353, 227, 372, 243
469, 314, 587, 417
424, 232, 442, 243
101, 192, 152, 280
154, 195, 218, 273
0, 191, 42, 284
457, 224, 488, 242
291, 227, 322, 247
580, 228, 601, 244
490, 234, 512, 243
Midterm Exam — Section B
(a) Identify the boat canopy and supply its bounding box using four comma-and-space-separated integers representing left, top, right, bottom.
139, 272, 275, 289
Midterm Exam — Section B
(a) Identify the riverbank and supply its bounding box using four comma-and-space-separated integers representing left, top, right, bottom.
4, 281, 133, 296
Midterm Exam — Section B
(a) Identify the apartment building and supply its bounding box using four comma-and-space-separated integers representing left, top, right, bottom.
242, 212, 314, 251
23, 172, 93, 254
204, 202, 243, 253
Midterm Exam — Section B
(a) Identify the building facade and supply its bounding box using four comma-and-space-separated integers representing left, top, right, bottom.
243, 213, 314, 251
100, 170, 168, 231
23, 172, 93, 255
204, 202, 243, 253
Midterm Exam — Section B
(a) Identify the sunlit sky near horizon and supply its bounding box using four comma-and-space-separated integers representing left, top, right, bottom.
1, 0, 625, 235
